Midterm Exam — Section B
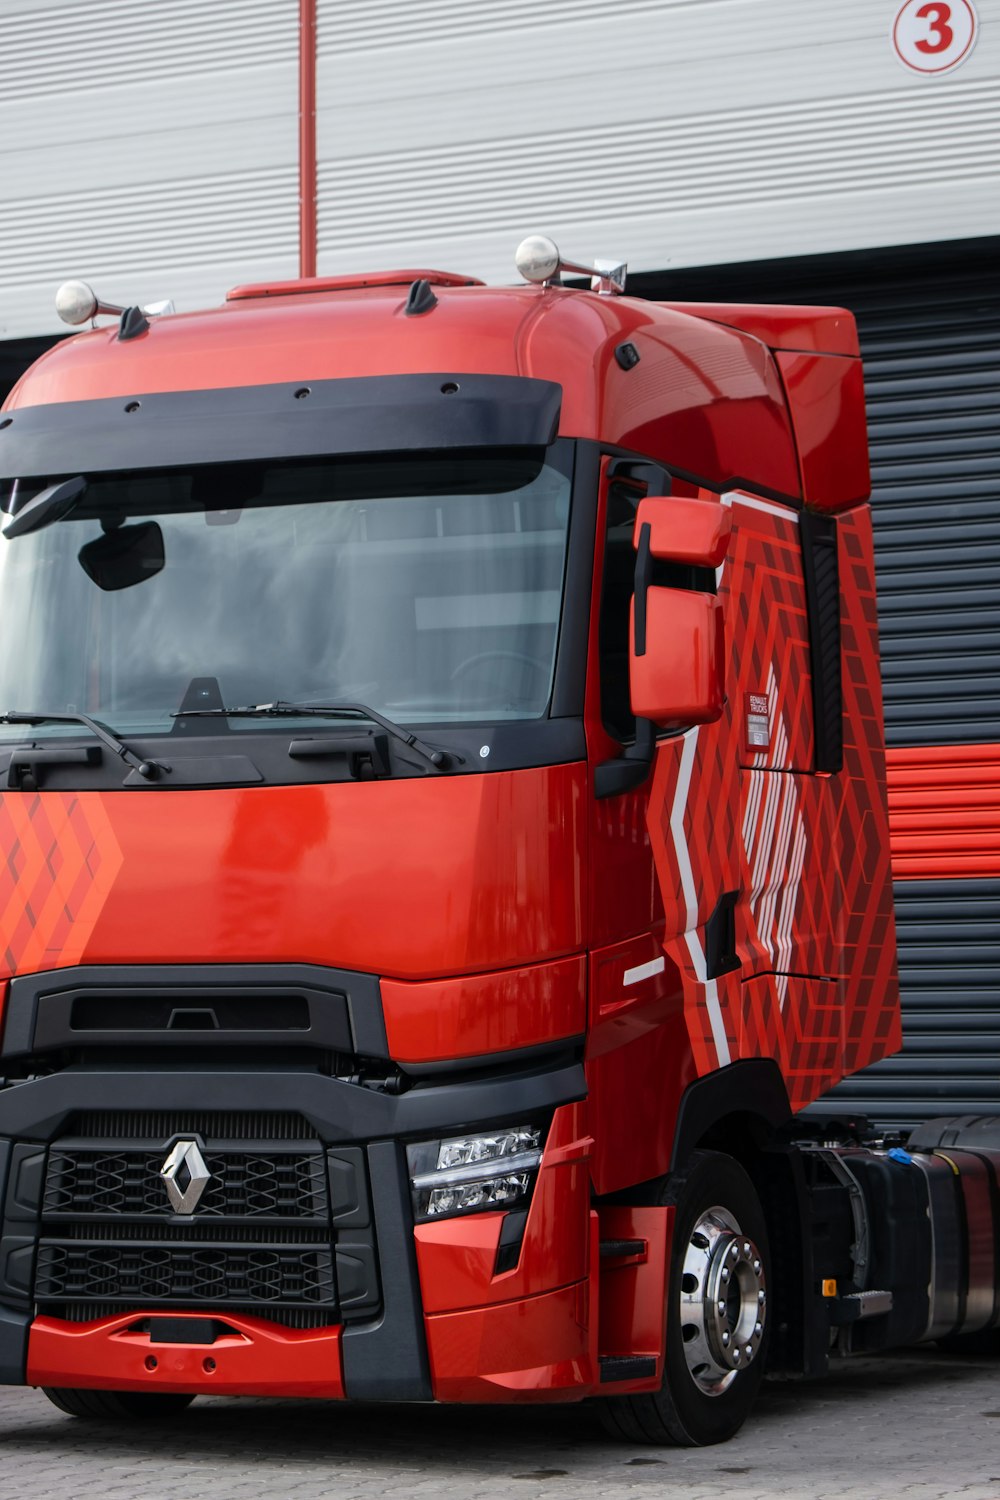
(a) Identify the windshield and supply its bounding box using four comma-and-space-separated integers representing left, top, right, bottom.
0, 447, 572, 740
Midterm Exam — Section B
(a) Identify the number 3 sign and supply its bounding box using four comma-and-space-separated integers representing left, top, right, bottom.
893, 0, 979, 74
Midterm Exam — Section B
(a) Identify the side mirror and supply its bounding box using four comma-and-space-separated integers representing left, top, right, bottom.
629, 495, 730, 728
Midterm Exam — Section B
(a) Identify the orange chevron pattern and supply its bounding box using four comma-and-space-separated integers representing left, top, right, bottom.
646, 495, 900, 1111
0, 792, 123, 978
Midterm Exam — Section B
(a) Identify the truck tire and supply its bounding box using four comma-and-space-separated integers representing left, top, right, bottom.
601, 1150, 770, 1446
42, 1388, 195, 1420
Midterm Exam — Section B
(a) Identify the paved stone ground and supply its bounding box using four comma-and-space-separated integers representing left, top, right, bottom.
0, 1346, 996, 1500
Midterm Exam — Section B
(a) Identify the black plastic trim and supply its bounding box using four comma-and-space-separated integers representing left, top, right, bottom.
614, 342, 641, 371
1, 963, 389, 1065
117, 307, 150, 342
549, 441, 597, 720
704, 891, 740, 980
6, 744, 101, 789
493, 1208, 529, 1275
594, 718, 656, 800
404, 280, 438, 317
0, 375, 563, 482
148, 1318, 219, 1344
341, 1141, 431, 1400
800, 511, 843, 774
397, 1037, 584, 1081
0, 1062, 588, 1147
670, 1059, 793, 1171
633, 522, 652, 657
0, 720, 587, 791
600, 1354, 657, 1382
0, 1304, 28, 1385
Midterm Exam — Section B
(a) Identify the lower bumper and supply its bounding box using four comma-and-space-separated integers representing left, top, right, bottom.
25, 1277, 598, 1405
27, 1311, 346, 1399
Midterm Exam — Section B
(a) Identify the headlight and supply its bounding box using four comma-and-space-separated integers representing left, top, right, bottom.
407, 1126, 543, 1222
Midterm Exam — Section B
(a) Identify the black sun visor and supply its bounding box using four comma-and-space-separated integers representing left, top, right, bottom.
0, 373, 563, 484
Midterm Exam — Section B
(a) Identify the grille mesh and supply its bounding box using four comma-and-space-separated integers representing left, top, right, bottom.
31, 1111, 381, 1324
45, 1148, 327, 1220
36, 1241, 337, 1307
69, 1111, 314, 1141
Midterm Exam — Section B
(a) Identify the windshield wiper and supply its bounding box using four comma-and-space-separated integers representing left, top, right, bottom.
171, 700, 449, 771
1, 710, 169, 780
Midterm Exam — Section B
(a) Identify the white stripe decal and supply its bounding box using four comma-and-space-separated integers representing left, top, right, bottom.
623, 956, 666, 987
671, 729, 700, 931
768, 665, 785, 769
668, 728, 731, 1067
722, 491, 800, 524
684, 931, 731, 1068
753, 773, 782, 906
742, 767, 763, 849
762, 778, 797, 966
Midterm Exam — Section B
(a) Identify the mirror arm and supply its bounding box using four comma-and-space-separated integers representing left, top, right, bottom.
594, 717, 655, 800
633, 522, 652, 656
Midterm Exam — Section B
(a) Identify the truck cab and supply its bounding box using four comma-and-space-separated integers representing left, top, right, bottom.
0, 244, 934, 1443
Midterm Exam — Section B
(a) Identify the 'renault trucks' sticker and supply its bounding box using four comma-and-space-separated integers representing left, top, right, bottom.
745, 692, 770, 752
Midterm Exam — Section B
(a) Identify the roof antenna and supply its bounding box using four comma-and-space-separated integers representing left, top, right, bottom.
404, 279, 438, 316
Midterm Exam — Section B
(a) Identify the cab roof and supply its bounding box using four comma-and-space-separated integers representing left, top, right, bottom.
4, 275, 868, 511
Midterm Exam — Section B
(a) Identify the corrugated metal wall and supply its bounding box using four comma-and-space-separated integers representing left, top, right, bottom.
314, 0, 1000, 288
3, 1, 998, 338
0, 0, 300, 340
634, 238, 1000, 1129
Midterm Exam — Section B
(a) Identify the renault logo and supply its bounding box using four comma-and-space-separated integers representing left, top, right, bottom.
160, 1139, 212, 1214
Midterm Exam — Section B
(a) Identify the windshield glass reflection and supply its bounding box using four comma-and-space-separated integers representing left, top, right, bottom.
0, 448, 572, 739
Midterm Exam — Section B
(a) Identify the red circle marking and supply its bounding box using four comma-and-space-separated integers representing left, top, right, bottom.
892, 0, 978, 74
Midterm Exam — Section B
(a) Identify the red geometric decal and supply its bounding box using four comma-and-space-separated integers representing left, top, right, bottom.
0, 793, 123, 978
645, 495, 901, 1112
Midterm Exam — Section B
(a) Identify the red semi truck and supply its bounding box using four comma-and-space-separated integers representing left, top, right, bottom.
0, 237, 995, 1445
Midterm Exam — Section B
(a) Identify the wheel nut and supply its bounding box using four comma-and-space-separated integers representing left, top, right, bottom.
755, 1321, 762, 1335
753, 1259, 761, 1273
719, 1300, 727, 1313
721, 1268, 730, 1282
722, 1331, 730, 1346
743, 1242, 751, 1255
733, 1348, 741, 1362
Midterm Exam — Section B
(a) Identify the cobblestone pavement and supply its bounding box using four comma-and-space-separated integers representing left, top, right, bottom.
0, 1347, 996, 1500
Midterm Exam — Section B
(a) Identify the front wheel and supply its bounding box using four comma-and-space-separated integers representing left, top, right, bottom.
42, 1388, 196, 1420
601, 1150, 770, 1446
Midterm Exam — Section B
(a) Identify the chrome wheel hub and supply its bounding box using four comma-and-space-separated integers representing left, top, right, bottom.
677, 1205, 766, 1396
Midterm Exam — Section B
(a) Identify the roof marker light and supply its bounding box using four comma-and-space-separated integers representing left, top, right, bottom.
514, 235, 627, 296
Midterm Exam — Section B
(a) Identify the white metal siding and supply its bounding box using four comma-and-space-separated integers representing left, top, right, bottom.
315, 0, 999, 284
0, 0, 300, 339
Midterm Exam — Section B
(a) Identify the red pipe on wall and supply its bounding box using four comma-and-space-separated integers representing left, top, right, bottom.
299, 0, 318, 278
